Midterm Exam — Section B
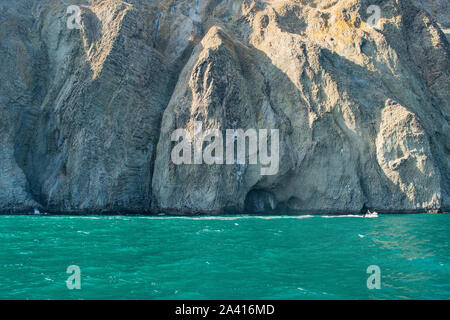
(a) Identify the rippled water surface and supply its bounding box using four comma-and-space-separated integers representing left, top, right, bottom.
0, 214, 449, 299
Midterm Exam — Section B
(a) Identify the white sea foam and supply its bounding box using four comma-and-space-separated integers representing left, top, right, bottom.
137, 215, 315, 221
31, 214, 374, 220
322, 215, 365, 218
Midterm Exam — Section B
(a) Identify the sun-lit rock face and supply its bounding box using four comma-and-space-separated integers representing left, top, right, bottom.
419, 0, 450, 41
0, 0, 448, 214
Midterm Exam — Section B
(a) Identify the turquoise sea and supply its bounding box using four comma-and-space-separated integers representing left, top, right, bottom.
0, 214, 449, 300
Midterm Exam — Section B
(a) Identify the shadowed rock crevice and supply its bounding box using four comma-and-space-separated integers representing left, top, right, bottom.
244, 189, 277, 214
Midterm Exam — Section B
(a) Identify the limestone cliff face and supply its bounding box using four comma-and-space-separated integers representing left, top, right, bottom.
0, 0, 448, 214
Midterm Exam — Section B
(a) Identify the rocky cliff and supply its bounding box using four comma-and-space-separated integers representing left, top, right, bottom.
0, 0, 449, 215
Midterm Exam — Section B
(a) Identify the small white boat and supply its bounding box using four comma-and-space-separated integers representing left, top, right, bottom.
33, 208, 41, 215
364, 210, 378, 218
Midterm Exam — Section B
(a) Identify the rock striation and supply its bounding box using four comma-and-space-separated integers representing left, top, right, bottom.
0, 0, 449, 214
